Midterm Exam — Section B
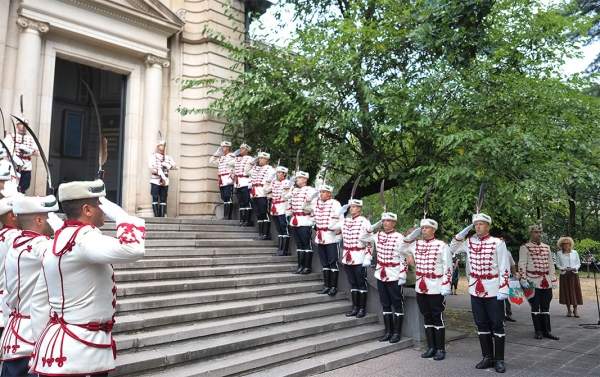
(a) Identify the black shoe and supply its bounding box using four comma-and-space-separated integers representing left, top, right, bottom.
421, 348, 436, 358
294, 251, 304, 274
494, 360, 506, 373
433, 350, 446, 361
432, 328, 446, 360
328, 287, 338, 296
543, 332, 559, 340
504, 316, 516, 322
356, 292, 367, 318
300, 252, 312, 274
379, 314, 392, 342
389, 314, 403, 343
262, 221, 272, 240
541, 314, 559, 340
421, 327, 436, 358
534, 331, 543, 340
346, 291, 359, 316
327, 270, 338, 296
475, 357, 494, 369
319, 269, 330, 294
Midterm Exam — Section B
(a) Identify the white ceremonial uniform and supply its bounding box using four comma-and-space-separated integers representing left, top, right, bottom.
3, 134, 37, 172
1, 230, 50, 361
340, 215, 372, 265
374, 231, 407, 282
249, 165, 275, 198
0, 225, 20, 331
400, 238, 452, 295
269, 178, 292, 216
312, 198, 343, 245
450, 235, 511, 298
288, 186, 317, 227
30, 217, 145, 375
518, 242, 557, 289
233, 155, 254, 189
149, 152, 176, 186
209, 153, 235, 187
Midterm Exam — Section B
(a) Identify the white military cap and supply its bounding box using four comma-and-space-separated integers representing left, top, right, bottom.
319, 184, 334, 193
220, 141, 232, 147
58, 179, 106, 202
1, 182, 19, 198
472, 213, 492, 224
276, 166, 288, 173
529, 224, 543, 232
0, 195, 20, 216
257, 152, 270, 159
13, 195, 59, 215
295, 171, 309, 179
0, 163, 11, 181
348, 198, 363, 206
420, 218, 438, 230
381, 212, 397, 221
240, 143, 252, 151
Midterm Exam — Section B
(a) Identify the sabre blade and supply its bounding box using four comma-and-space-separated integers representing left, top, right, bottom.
350, 174, 362, 200
379, 179, 386, 212
476, 183, 487, 213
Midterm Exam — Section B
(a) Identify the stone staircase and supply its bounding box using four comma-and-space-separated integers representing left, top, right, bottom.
106, 218, 412, 376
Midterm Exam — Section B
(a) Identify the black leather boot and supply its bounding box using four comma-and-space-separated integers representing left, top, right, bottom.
239, 209, 246, 226
245, 209, 254, 227
255, 221, 265, 240
281, 236, 290, 256
421, 327, 436, 358
356, 291, 367, 318
223, 202, 230, 220
319, 269, 331, 294
433, 328, 446, 360
379, 313, 393, 342
262, 221, 271, 240
294, 250, 304, 274
494, 335, 506, 373
300, 252, 312, 274
532, 313, 543, 339
225, 202, 233, 219
152, 203, 159, 217
159, 204, 167, 217
475, 333, 494, 369
346, 291, 359, 316
542, 314, 559, 340
328, 270, 338, 296
276, 236, 284, 256
389, 314, 403, 343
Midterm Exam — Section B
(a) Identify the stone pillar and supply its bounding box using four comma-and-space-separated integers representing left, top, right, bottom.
137, 54, 169, 216
12, 16, 48, 132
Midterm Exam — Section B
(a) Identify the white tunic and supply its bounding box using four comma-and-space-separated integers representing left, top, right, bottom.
233, 155, 254, 189
1, 230, 50, 361
312, 198, 343, 245
0, 225, 19, 329
269, 178, 292, 216
450, 234, 511, 298
30, 217, 145, 375
340, 215, 372, 265
400, 238, 452, 295
3, 134, 38, 172
555, 250, 581, 274
149, 152, 176, 186
374, 231, 407, 282
518, 242, 557, 289
249, 165, 275, 198
209, 153, 235, 187
288, 186, 316, 227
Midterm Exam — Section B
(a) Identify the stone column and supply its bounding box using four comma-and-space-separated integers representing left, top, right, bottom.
12, 16, 48, 132
137, 54, 169, 216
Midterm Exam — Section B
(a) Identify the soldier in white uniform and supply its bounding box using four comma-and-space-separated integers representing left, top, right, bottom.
268, 166, 292, 255
371, 212, 408, 344
518, 224, 559, 340
249, 152, 275, 240
337, 198, 372, 318
0, 195, 57, 377
0, 150, 20, 196
450, 213, 511, 373
311, 184, 343, 296
400, 219, 452, 361
149, 140, 176, 217
3, 120, 37, 193
209, 141, 236, 219
233, 144, 254, 226
288, 171, 316, 274
0, 195, 21, 342
30, 179, 146, 377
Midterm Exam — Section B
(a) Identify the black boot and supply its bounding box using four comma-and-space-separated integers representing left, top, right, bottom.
255, 221, 264, 240
328, 270, 338, 296
494, 335, 506, 373
159, 204, 167, 217
475, 333, 494, 369
379, 313, 393, 342
239, 209, 246, 226
300, 252, 312, 274
389, 314, 403, 343
225, 202, 233, 220
223, 202, 230, 220
294, 250, 304, 274
245, 209, 254, 227
433, 328, 446, 360
276, 236, 284, 256
532, 313, 543, 339
346, 291, 359, 316
356, 291, 367, 318
421, 327, 436, 358
262, 221, 272, 240
152, 203, 159, 217
281, 236, 290, 256
319, 269, 331, 294
541, 314, 559, 340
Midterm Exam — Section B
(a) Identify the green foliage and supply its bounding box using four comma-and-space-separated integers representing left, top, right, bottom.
575, 238, 600, 259
180, 0, 600, 245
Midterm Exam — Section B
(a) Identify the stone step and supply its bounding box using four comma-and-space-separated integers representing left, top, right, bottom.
138, 218, 242, 225
106, 231, 259, 239
145, 239, 276, 248
241, 338, 413, 377
116, 301, 351, 352
144, 247, 277, 258
114, 292, 346, 333
116, 272, 321, 297
114, 264, 297, 282
113, 313, 378, 376
103, 223, 257, 232
114, 256, 295, 270
116, 281, 322, 312
128, 324, 384, 377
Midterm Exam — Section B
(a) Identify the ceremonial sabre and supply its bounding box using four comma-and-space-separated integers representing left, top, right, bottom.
80, 80, 107, 179
350, 174, 362, 200
379, 179, 386, 212
475, 183, 487, 213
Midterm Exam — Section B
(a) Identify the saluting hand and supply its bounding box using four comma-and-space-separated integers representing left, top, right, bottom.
99, 197, 129, 222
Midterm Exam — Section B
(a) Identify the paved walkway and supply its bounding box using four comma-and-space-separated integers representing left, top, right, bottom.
317, 294, 600, 377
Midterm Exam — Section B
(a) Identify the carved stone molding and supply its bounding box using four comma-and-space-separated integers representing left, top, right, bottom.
145, 54, 170, 68
17, 16, 49, 33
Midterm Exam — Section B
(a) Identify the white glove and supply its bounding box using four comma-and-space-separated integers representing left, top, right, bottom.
99, 197, 129, 222
455, 224, 474, 240
369, 220, 382, 232
359, 233, 373, 244
303, 203, 313, 214
227, 159, 236, 168
338, 204, 349, 216
397, 277, 406, 286
405, 227, 421, 242
19, 146, 34, 155
161, 161, 171, 169
519, 279, 530, 289
362, 256, 372, 267
440, 287, 451, 296
46, 212, 64, 232
497, 292, 509, 301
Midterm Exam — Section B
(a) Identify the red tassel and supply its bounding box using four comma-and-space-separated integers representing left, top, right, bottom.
291, 216, 298, 226
345, 252, 352, 264
540, 275, 549, 289
380, 267, 387, 280
271, 203, 276, 214
418, 277, 428, 293
317, 230, 322, 243
475, 278, 485, 296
